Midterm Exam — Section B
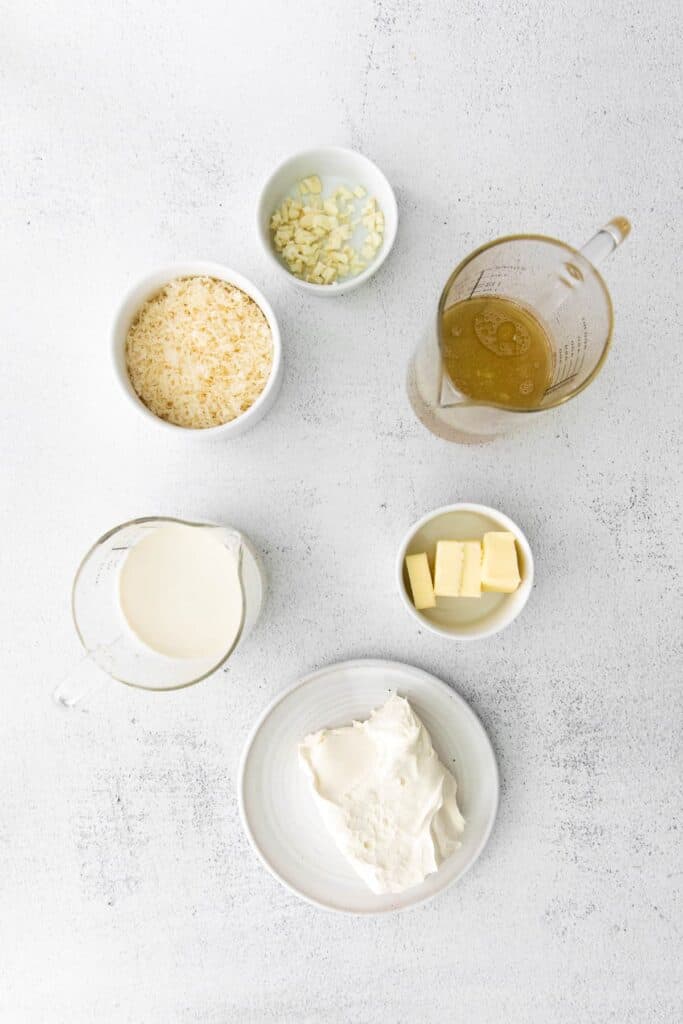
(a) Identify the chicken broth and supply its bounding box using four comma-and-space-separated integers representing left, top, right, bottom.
440, 295, 553, 409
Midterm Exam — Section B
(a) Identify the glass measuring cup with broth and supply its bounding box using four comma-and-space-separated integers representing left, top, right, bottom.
408, 218, 631, 442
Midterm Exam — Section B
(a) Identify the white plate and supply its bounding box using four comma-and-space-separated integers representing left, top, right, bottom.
238, 659, 499, 914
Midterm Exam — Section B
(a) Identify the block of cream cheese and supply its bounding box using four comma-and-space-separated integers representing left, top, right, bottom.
481, 531, 521, 593
405, 552, 435, 609
298, 695, 465, 894
434, 540, 482, 598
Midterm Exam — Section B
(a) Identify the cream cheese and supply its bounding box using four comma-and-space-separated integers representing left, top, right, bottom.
299, 694, 465, 894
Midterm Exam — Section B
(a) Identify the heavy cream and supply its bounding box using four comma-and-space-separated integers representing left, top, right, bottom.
118, 523, 243, 660
299, 695, 465, 894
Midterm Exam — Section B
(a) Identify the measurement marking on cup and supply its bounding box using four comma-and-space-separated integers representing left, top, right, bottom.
544, 373, 578, 395
469, 271, 484, 299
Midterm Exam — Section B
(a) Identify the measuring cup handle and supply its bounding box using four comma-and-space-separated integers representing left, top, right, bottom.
53, 654, 109, 709
579, 217, 631, 267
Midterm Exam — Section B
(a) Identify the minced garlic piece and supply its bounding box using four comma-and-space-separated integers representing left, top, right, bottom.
297, 175, 322, 196
270, 177, 385, 285
125, 276, 273, 429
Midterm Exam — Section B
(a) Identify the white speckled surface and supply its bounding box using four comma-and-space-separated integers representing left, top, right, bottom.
1, 1, 681, 1021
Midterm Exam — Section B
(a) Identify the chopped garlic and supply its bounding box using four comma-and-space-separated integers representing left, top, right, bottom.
302, 175, 322, 194
270, 175, 385, 285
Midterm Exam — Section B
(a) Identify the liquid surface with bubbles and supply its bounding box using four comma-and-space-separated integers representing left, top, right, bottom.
440, 295, 553, 409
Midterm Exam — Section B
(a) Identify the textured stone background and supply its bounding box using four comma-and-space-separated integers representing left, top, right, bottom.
1, 1, 681, 1021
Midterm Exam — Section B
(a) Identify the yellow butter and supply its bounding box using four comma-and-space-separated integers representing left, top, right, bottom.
405, 552, 436, 610
434, 540, 482, 598
433, 541, 465, 597
481, 532, 521, 593
460, 541, 482, 598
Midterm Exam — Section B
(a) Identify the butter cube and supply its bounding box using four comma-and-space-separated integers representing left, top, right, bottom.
481, 532, 521, 593
460, 541, 482, 598
434, 540, 482, 598
434, 541, 464, 597
405, 552, 436, 610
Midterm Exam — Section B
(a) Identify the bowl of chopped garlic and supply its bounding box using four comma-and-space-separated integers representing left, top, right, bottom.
111, 262, 283, 437
257, 146, 398, 294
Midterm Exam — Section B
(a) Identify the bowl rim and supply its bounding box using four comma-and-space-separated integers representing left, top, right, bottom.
256, 145, 399, 296
396, 502, 535, 640
111, 260, 282, 437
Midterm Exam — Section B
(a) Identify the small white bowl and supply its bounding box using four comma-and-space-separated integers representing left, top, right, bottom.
257, 146, 398, 296
112, 261, 283, 438
396, 503, 534, 641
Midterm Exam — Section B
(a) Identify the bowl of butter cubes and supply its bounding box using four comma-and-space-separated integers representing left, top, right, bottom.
396, 503, 534, 640
257, 146, 398, 295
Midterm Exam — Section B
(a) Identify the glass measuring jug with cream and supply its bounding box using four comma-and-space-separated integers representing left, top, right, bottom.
54, 517, 264, 707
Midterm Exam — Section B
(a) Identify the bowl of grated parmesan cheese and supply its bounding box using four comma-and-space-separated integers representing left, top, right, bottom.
112, 263, 282, 436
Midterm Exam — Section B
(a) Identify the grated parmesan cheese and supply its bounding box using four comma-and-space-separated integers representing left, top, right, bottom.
125, 276, 273, 429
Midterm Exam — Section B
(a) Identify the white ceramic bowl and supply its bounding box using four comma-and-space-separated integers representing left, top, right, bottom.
112, 261, 283, 438
396, 503, 534, 640
257, 146, 398, 295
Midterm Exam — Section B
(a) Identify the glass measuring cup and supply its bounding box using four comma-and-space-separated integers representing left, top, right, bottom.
53, 517, 264, 708
407, 218, 631, 442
